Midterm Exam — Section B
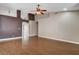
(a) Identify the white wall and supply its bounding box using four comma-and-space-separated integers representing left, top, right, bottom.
38, 12, 79, 43
0, 7, 16, 17
29, 21, 37, 36
0, 7, 28, 19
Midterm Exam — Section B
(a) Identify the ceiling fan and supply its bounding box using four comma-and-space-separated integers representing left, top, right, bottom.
31, 4, 47, 15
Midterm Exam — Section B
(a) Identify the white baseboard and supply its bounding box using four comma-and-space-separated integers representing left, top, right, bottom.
0, 37, 22, 42
39, 36, 79, 45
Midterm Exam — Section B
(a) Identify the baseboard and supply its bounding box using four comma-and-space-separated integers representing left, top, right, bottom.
29, 34, 38, 37
39, 36, 79, 45
0, 37, 22, 42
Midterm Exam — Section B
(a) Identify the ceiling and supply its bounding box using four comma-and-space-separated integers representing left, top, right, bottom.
0, 3, 79, 13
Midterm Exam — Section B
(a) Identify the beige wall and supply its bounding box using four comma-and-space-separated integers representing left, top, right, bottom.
38, 12, 79, 43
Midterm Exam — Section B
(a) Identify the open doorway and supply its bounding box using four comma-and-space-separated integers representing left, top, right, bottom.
22, 20, 29, 47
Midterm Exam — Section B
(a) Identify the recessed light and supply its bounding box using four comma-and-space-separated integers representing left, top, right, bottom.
63, 8, 67, 11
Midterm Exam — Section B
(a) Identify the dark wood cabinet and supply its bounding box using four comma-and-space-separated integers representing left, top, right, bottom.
28, 13, 35, 21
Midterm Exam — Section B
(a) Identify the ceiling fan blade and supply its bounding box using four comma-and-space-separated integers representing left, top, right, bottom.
40, 12, 44, 15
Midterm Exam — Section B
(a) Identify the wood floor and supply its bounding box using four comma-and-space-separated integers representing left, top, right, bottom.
0, 36, 79, 55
